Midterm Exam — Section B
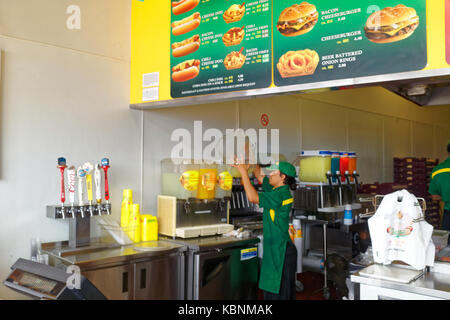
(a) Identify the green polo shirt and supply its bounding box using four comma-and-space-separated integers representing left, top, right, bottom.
429, 157, 450, 210
258, 177, 293, 294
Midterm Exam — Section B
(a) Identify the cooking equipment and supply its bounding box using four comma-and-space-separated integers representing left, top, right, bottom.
228, 181, 262, 231
3, 258, 106, 300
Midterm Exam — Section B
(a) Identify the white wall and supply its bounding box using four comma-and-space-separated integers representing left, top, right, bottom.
0, 0, 141, 299
142, 90, 450, 214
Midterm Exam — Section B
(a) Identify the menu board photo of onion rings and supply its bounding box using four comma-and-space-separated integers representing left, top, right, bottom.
277, 49, 319, 78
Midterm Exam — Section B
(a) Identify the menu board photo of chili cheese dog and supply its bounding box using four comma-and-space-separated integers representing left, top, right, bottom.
172, 0, 200, 15
172, 12, 201, 36
172, 35, 200, 57
172, 59, 200, 82
364, 5, 419, 43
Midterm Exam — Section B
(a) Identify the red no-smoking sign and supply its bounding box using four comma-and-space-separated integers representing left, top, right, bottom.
260, 114, 269, 127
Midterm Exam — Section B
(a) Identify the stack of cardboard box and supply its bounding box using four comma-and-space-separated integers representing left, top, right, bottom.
393, 157, 440, 229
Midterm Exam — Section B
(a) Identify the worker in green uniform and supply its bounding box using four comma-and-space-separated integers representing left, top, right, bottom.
233, 160, 297, 300
429, 143, 450, 241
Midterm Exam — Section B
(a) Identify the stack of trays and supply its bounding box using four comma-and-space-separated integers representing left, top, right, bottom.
393, 157, 440, 229
359, 182, 407, 196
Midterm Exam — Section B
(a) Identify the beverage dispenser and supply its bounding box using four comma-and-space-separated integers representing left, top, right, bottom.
216, 164, 233, 199
158, 159, 234, 239
295, 151, 339, 212
161, 158, 199, 200
294, 150, 361, 222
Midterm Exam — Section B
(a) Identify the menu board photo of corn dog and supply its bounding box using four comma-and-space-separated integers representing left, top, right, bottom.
170, 0, 272, 98
273, 0, 427, 87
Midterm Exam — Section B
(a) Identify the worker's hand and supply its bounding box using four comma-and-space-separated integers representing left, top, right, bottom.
252, 165, 265, 184
232, 156, 250, 175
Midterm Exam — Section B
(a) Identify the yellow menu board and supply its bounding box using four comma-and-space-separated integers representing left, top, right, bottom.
130, 0, 449, 107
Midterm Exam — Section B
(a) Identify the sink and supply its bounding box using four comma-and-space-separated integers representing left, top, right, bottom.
42, 239, 121, 259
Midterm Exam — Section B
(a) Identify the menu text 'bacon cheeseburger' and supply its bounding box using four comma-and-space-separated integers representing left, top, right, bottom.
364, 4, 419, 43
277, 2, 318, 37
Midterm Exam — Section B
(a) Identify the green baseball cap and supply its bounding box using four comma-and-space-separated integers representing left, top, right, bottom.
266, 161, 297, 178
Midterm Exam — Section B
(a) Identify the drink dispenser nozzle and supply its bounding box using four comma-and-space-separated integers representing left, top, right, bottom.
326, 171, 333, 187
335, 170, 342, 206
335, 171, 342, 187
345, 171, 351, 184
352, 170, 360, 191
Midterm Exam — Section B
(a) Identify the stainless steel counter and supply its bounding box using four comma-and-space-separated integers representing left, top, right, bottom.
43, 239, 186, 270
161, 234, 260, 251
351, 268, 450, 300
42, 239, 187, 300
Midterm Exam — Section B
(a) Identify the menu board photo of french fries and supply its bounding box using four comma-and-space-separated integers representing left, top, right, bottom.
273, 0, 427, 87
170, 0, 272, 98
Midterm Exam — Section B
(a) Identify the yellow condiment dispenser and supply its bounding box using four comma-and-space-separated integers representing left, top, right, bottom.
121, 189, 133, 227
128, 203, 141, 243
141, 214, 158, 241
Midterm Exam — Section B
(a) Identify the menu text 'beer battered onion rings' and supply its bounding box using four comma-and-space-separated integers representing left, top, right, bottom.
277, 49, 319, 78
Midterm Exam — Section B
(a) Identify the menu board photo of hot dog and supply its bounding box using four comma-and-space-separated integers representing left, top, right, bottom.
170, 0, 272, 98
273, 0, 427, 87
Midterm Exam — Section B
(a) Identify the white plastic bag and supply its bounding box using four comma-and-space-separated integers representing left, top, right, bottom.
368, 190, 433, 270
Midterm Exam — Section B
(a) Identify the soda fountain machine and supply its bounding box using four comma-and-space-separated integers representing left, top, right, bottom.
292, 151, 370, 299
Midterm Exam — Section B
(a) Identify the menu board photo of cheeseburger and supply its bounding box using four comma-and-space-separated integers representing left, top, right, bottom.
273, 1, 427, 88
170, 0, 272, 98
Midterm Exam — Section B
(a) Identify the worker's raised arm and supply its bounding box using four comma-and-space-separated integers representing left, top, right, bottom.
232, 163, 259, 204
252, 165, 265, 185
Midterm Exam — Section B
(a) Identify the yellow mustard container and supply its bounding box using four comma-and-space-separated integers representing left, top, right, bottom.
127, 203, 141, 243
141, 214, 158, 241
121, 189, 133, 227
